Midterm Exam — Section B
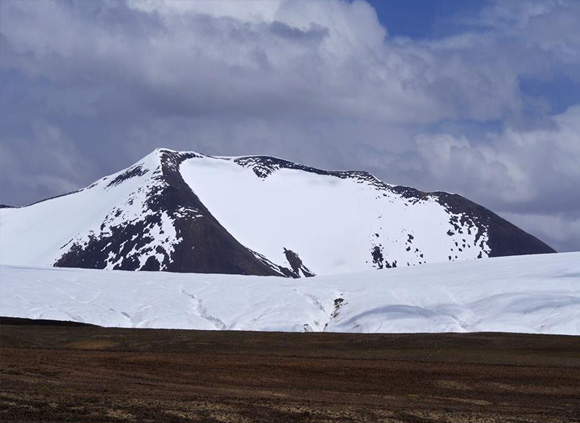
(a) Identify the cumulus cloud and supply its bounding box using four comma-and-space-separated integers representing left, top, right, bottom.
0, 0, 579, 250
412, 106, 580, 207
2, 0, 555, 124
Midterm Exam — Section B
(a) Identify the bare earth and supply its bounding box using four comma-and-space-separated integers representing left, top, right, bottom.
1, 317, 579, 422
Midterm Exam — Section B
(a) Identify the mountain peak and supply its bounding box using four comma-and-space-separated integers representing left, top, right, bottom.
0, 149, 554, 276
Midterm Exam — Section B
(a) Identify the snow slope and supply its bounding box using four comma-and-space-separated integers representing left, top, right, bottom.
180, 155, 488, 275
1, 252, 578, 335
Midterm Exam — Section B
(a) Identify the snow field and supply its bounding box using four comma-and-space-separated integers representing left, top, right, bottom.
1, 251, 578, 335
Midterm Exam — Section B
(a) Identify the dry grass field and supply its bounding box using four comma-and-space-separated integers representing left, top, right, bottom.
1, 317, 579, 422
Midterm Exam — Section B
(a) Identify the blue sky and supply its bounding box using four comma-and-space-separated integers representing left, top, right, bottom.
369, 0, 487, 39
1, 0, 579, 252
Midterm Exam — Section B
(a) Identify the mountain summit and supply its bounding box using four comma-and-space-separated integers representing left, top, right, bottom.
0, 148, 554, 276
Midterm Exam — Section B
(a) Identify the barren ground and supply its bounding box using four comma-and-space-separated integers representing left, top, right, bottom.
1, 317, 579, 422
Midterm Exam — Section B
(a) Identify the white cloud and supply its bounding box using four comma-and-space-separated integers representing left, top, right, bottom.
127, 0, 284, 22
1, 0, 579, 250
410, 105, 580, 223
0, 0, 546, 123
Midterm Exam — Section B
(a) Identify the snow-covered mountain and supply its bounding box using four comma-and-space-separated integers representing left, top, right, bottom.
1, 252, 578, 334
0, 148, 554, 276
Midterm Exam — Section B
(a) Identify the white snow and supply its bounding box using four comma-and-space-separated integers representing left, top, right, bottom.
179, 155, 489, 275
1, 251, 578, 335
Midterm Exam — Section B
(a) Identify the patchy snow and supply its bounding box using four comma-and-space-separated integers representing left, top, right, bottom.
0, 150, 182, 270
1, 251, 577, 335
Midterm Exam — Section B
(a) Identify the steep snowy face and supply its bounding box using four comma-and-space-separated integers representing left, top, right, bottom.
0, 148, 554, 276
180, 156, 490, 275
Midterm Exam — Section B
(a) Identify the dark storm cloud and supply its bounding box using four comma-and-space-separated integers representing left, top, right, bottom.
0, 0, 579, 251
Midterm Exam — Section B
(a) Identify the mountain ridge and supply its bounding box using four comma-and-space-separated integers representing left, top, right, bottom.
0, 148, 554, 276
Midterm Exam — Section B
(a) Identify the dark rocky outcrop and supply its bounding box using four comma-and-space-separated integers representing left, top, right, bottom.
283, 248, 315, 277
432, 192, 555, 256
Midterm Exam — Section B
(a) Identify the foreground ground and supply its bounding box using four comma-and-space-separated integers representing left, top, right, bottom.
1, 318, 579, 423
